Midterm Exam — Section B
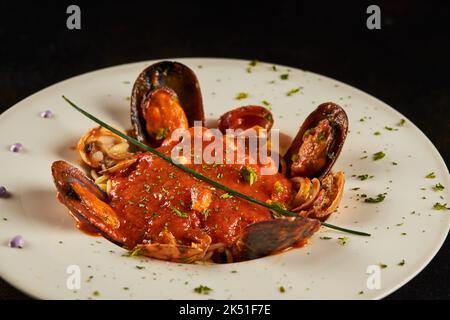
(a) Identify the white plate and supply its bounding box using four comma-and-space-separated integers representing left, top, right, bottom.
0, 58, 449, 300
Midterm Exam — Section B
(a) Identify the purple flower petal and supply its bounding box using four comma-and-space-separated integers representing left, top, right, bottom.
0, 186, 7, 198
9, 235, 24, 248
9, 143, 24, 153
40, 110, 53, 118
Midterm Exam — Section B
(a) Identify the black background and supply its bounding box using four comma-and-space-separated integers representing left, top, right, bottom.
0, 0, 449, 299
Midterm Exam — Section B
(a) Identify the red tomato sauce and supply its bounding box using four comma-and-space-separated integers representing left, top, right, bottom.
105, 130, 293, 249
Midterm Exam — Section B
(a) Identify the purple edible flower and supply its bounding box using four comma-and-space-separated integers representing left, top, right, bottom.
40, 110, 53, 118
9, 143, 23, 153
0, 186, 7, 197
9, 235, 24, 248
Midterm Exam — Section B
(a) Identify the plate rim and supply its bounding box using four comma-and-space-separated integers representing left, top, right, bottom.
1, 57, 449, 300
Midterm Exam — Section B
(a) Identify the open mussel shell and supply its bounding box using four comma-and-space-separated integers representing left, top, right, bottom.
283, 102, 348, 180
131, 61, 205, 144
52, 160, 126, 246
52, 160, 108, 203
217, 105, 274, 134
138, 87, 191, 145
230, 217, 320, 262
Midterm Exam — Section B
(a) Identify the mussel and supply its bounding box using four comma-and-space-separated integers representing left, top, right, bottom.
283, 102, 348, 180
217, 105, 274, 133
130, 61, 204, 146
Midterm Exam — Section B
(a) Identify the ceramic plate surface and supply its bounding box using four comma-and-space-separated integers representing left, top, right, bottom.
0, 58, 449, 299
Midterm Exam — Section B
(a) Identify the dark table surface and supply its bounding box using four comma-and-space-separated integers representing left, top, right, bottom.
1, 1, 449, 300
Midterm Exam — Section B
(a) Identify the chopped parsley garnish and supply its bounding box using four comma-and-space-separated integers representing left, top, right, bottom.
155, 127, 169, 140
271, 65, 278, 71
425, 172, 436, 179
264, 113, 273, 122
379, 264, 388, 269
374, 131, 381, 136
246, 61, 258, 73
235, 92, 249, 100
338, 237, 349, 245
351, 187, 360, 191
262, 100, 272, 109
286, 87, 302, 96
171, 206, 188, 218
249, 59, 258, 67
433, 202, 449, 210
364, 193, 386, 203
274, 181, 284, 193
279, 286, 286, 293
220, 193, 233, 199
317, 132, 326, 141
241, 166, 257, 185
202, 208, 210, 218
280, 74, 289, 80
433, 183, 445, 191
194, 285, 212, 295
392, 162, 398, 165
269, 202, 288, 218
327, 152, 335, 159
397, 119, 406, 126
143, 183, 151, 193
123, 247, 143, 257
398, 259, 405, 266
373, 151, 385, 161
92, 291, 100, 296
216, 173, 223, 179
320, 236, 332, 240
357, 174, 369, 181
135, 265, 145, 270
384, 126, 398, 131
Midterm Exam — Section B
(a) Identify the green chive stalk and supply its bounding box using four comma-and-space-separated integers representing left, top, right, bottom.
62, 96, 370, 237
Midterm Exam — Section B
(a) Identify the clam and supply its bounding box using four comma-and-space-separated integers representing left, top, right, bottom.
77, 126, 132, 171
